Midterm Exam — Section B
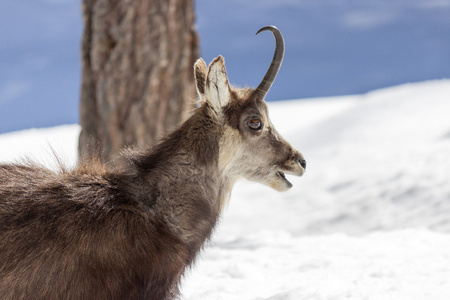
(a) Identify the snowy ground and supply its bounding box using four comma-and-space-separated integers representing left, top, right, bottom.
1, 80, 450, 299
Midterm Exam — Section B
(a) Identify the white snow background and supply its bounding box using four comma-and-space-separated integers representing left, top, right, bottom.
1, 80, 450, 299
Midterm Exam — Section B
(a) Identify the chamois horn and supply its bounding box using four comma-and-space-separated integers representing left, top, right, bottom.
255, 25, 285, 99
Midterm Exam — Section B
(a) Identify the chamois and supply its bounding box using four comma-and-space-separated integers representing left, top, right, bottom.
0, 26, 306, 300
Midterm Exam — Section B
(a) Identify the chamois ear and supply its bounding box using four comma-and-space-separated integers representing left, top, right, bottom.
206, 56, 231, 111
194, 58, 208, 101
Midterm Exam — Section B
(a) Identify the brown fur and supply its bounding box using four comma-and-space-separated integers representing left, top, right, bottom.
0, 55, 305, 299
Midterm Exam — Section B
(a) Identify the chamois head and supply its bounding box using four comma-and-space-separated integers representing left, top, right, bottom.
194, 26, 306, 192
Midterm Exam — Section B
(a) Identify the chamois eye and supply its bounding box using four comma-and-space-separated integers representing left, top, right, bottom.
248, 119, 262, 130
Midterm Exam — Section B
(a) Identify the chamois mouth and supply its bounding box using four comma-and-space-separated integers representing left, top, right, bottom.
276, 171, 293, 188
275, 164, 305, 189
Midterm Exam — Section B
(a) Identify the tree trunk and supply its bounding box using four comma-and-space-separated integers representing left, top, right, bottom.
79, 0, 199, 162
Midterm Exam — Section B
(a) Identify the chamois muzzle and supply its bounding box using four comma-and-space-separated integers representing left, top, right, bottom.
255, 25, 285, 100
298, 157, 307, 169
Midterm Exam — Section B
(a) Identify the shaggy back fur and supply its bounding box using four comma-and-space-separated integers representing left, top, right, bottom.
0, 27, 305, 300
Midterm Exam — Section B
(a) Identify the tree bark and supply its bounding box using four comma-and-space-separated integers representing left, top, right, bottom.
79, 0, 199, 162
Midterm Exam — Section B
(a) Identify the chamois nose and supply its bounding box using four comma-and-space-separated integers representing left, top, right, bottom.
293, 153, 306, 169
299, 158, 306, 169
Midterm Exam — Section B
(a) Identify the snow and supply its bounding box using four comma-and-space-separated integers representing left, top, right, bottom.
0, 125, 79, 170
183, 230, 450, 300
1, 80, 450, 299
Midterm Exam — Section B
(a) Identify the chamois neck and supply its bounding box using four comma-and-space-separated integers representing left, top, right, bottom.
129, 104, 222, 175
115, 105, 234, 247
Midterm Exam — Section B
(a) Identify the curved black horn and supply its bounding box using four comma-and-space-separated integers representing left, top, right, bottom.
255, 25, 285, 99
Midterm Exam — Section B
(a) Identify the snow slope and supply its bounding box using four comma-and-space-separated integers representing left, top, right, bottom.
1, 80, 450, 299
